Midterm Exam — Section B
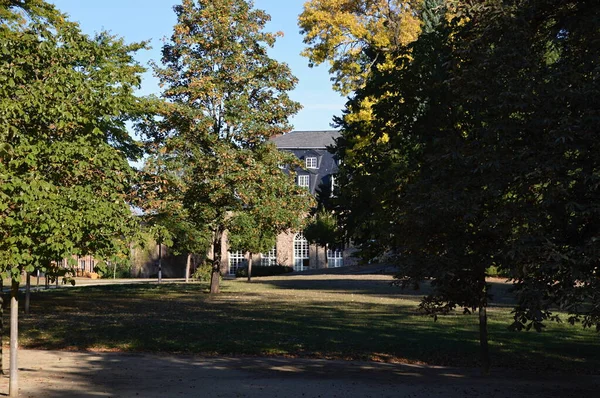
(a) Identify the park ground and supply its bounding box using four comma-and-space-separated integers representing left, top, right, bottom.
1, 348, 599, 397
1, 268, 599, 396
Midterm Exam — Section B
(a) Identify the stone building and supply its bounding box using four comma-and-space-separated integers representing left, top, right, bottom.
220, 130, 357, 276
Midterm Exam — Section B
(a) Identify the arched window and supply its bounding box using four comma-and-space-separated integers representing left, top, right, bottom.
294, 233, 309, 271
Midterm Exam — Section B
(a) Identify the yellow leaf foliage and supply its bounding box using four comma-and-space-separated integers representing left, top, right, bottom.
299, 0, 421, 95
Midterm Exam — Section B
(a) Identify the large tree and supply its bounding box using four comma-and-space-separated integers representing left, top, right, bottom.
333, 0, 600, 374
0, 0, 148, 394
446, 0, 600, 332
153, 0, 305, 293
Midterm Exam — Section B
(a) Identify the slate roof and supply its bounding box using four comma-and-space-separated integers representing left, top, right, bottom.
270, 130, 340, 196
270, 130, 340, 149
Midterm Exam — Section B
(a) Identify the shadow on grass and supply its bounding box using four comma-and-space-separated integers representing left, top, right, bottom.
258, 275, 517, 304
15, 280, 600, 376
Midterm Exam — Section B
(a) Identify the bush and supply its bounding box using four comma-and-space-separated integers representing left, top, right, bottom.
235, 265, 293, 278
486, 265, 508, 278
192, 262, 214, 282
99, 264, 131, 279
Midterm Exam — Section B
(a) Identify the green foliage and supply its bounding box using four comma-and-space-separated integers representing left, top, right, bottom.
138, 141, 212, 261
191, 262, 214, 282
334, 0, 600, 333
94, 259, 132, 279
303, 210, 340, 248
0, 0, 149, 281
235, 265, 293, 278
228, 145, 314, 256
151, 0, 310, 292
485, 266, 508, 279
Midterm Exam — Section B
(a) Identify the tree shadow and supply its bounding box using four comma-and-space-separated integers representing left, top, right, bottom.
14, 279, 600, 379
4, 350, 599, 397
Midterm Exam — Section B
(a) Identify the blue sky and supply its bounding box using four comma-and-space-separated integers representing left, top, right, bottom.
49, 0, 346, 132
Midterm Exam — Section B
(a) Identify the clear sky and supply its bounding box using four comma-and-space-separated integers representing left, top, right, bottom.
49, 0, 346, 132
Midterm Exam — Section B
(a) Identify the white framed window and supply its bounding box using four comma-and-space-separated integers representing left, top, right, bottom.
327, 249, 344, 268
80, 260, 86, 270
294, 233, 309, 271
305, 157, 317, 169
298, 174, 309, 189
228, 250, 246, 275
260, 247, 277, 266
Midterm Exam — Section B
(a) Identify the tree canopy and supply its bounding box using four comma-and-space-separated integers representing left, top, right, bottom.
152, 0, 311, 293
0, 0, 147, 281
331, 0, 600, 372
299, 0, 421, 95
0, 0, 150, 393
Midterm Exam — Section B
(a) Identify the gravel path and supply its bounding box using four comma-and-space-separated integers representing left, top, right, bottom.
0, 349, 598, 397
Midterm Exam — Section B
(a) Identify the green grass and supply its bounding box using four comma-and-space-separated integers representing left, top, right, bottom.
14, 274, 600, 373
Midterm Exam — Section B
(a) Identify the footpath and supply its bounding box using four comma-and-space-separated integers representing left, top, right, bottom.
0, 349, 598, 397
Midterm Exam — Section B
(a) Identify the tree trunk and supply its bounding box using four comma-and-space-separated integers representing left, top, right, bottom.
25, 273, 30, 315
158, 242, 162, 283
185, 253, 192, 283
247, 254, 253, 283
210, 229, 222, 294
9, 279, 19, 397
324, 244, 329, 269
479, 304, 490, 375
0, 278, 3, 375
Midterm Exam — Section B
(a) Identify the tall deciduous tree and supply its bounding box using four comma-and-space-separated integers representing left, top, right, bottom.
0, 0, 148, 394
334, 0, 600, 374
227, 145, 313, 281
153, 0, 303, 293
447, 0, 600, 332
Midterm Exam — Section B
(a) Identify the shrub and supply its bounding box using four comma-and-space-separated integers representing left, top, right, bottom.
192, 262, 214, 282
98, 263, 131, 279
235, 265, 293, 278
486, 265, 508, 278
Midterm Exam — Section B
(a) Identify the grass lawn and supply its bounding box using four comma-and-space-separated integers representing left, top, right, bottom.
13, 274, 600, 374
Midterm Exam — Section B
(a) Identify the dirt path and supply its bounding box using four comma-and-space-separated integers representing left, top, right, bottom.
1, 349, 597, 397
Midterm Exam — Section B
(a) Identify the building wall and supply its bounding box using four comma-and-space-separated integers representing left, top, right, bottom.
218, 230, 359, 273
277, 231, 295, 267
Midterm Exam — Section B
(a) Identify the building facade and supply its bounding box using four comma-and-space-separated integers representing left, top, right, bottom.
220, 130, 357, 275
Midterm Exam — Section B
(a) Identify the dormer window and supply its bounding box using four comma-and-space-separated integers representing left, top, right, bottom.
305, 157, 317, 169
298, 174, 309, 189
